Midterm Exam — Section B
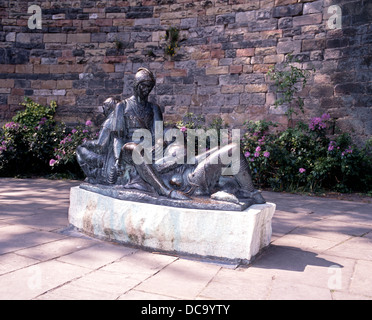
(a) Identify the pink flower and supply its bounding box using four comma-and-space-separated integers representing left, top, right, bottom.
309, 114, 330, 131
71, 129, 77, 134
328, 141, 336, 152
255, 146, 261, 152
263, 151, 270, 158
49, 159, 56, 166
254, 152, 260, 158
39, 117, 47, 125
85, 120, 92, 126
345, 146, 353, 154
4, 122, 19, 130
258, 137, 265, 145
299, 168, 306, 174
244, 151, 250, 158
180, 126, 187, 132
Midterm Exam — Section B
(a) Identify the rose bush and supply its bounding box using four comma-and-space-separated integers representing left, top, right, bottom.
241, 116, 372, 194
0, 98, 65, 176
0, 98, 97, 179
49, 120, 97, 176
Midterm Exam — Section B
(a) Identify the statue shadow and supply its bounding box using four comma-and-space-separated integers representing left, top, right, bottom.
250, 245, 343, 272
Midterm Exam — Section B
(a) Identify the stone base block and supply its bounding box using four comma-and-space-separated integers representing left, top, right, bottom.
68, 186, 276, 264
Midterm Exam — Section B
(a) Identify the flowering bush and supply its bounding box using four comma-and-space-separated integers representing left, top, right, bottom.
0, 97, 97, 179
0, 98, 66, 176
0, 122, 28, 174
241, 116, 372, 194
49, 120, 97, 172
241, 120, 277, 187
308, 113, 332, 135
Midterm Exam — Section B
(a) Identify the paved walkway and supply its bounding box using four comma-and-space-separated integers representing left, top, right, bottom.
0, 178, 371, 300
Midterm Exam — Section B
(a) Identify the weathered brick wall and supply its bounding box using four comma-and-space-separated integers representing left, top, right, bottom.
0, 0, 371, 143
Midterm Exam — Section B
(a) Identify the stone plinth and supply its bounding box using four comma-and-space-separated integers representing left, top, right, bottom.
68, 186, 276, 264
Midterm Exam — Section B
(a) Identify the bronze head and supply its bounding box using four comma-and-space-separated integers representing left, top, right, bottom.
133, 67, 156, 101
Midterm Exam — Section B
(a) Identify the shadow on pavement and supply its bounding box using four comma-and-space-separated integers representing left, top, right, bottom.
252, 245, 343, 272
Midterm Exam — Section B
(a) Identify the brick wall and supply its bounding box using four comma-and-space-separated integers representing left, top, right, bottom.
0, 0, 371, 143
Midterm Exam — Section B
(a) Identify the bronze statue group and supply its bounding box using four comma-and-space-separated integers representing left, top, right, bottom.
76, 68, 265, 205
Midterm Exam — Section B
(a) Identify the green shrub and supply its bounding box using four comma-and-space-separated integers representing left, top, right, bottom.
0, 98, 65, 176
13, 97, 57, 128
267, 54, 314, 126
49, 120, 97, 178
164, 27, 180, 57
170, 112, 371, 194
0, 122, 30, 175
241, 116, 372, 194
0, 97, 96, 179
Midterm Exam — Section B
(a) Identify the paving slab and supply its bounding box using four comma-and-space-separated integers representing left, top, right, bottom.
57, 243, 137, 270
0, 252, 39, 276
348, 260, 372, 297
37, 269, 142, 300
0, 203, 51, 216
15, 237, 97, 261
135, 259, 221, 299
0, 225, 66, 255
100, 251, 178, 281
247, 246, 356, 292
268, 279, 333, 300
4, 212, 69, 232
0, 260, 91, 300
198, 267, 273, 300
271, 210, 321, 239
326, 212, 372, 227
289, 219, 371, 242
271, 233, 339, 253
324, 233, 372, 261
